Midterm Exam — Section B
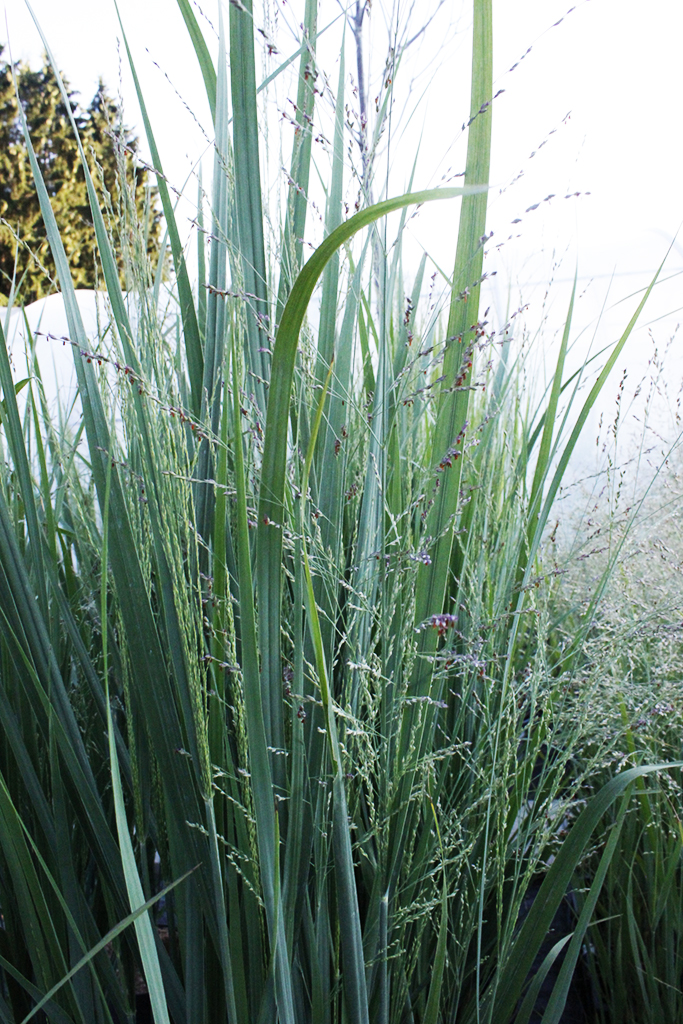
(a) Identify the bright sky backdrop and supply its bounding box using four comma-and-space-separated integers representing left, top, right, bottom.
4, 0, 683, 480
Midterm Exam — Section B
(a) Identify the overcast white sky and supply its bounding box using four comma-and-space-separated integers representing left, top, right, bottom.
4, 1, 681, 265
4, 0, 683, 478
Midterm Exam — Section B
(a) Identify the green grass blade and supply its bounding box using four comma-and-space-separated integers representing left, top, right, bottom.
197, 170, 207, 336
0, 772, 65, 1000
316, 246, 367, 664
313, 36, 345, 387
527, 274, 576, 523
300, 366, 370, 1024
100, 459, 169, 1024
0, 486, 128, 918
174, 0, 217, 122
513, 936, 572, 1024
409, 0, 493, 687
540, 798, 630, 1024
488, 765, 681, 1024
0, 318, 46, 613
20, 871, 195, 1024
230, 0, 270, 416
112, 2, 204, 417
0, 751, 124, 1022
0, 956, 76, 1024
275, 0, 318, 324
195, 7, 231, 546
231, 331, 295, 1024
423, 800, 449, 1024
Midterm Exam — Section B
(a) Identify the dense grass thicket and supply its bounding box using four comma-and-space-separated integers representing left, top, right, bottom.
549, 448, 683, 1024
0, 2, 681, 1023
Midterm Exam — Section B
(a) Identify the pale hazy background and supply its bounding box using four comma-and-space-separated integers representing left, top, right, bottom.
3, 0, 683, 486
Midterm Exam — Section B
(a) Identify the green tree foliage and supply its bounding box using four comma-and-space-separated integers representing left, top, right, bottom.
0, 47, 162, 305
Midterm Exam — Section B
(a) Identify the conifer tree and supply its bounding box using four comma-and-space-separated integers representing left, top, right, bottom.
0, 47, 161, 305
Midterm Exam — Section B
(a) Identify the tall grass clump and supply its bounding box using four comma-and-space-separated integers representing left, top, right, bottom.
0, 2, 678, 1023
550, 436, 683, 1024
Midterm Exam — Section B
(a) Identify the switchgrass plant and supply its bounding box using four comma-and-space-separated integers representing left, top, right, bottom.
578, 719, 683, 1024
0, 2, 677, 1023
551, 437, 683, 1024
